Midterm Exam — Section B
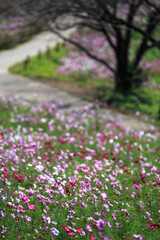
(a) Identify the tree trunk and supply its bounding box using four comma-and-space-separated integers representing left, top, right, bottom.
114, 58, 144, 93
114, 42, 131, 93
114, 63, 131, 92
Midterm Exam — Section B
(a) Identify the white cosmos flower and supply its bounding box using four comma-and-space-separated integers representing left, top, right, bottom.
35, 165, 44, 172
40, 118, 47, 123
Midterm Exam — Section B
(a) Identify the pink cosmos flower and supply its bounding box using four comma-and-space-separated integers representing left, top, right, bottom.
26, 203, 36, 210
106, 221, 111, 227
19, 208, 26, 212
90, 235, 96, 240
62, 225, 75, 236
101, 192, 107, 200
36, 194, 41, 200
15, 233, 22, 239
3, 166, 9, 172
25, 215, 31, 222
115, 222, 119, 228
124, 168, 131, 175
133, 234, 143, 240
14, 174, 25, 181
148, 224, 160, 229
0, 210, 4, 217
28, 190, 34, 196
103, 204, 109, 211
86, 225, 92, 232
3, 174, 10, 179
19, 194, 28, 202
96, 219, 105, 231
67, 231, 75, 236
62, 225, 70, 231
75, 227, 82, 234
11, 213, 15, 218
104, 237, 112, 240
51, 227, 59, 236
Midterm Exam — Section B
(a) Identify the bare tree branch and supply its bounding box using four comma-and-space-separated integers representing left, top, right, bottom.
49, 22, 115, 74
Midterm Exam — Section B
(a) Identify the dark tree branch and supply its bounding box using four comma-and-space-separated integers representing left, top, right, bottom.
100, 22, 116, 49
49, 22, 115, 74
134, 10, 160, 66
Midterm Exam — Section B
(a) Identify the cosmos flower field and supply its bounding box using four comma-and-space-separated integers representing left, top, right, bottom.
58, 29, 115, 79
0, 97, 160, 240
0, 14, 39, 50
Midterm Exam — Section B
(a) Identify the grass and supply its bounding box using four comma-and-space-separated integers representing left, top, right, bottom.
11, 43, 69, 79
9, 43, 110, 88
9, 37, 160, 124
0, 97, 160, 239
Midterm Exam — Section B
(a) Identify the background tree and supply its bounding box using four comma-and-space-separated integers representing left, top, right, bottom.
0, 0, 45, 50
0, 0, 44, 28
42, 0, 160, 93
1, 0, 160, 94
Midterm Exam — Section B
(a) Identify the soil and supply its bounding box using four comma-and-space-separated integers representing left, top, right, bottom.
31, 76, 141, 117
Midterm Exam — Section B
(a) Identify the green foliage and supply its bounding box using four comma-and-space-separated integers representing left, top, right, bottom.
0, 27, 40, 51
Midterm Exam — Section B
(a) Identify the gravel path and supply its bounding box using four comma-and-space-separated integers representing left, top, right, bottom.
0, 30, 155, 132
